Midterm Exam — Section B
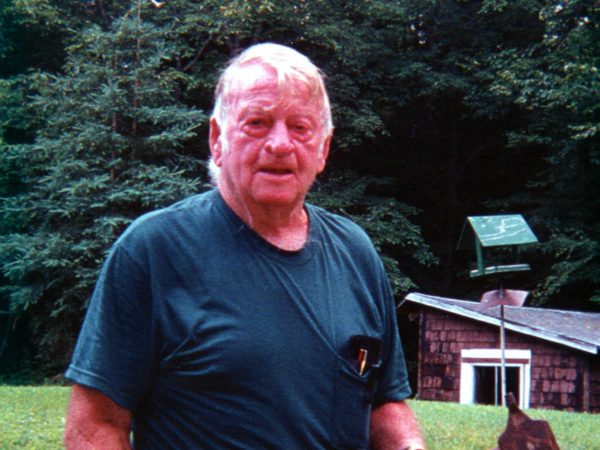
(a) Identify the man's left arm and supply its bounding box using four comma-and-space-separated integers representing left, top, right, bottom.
370, 400, 426, 450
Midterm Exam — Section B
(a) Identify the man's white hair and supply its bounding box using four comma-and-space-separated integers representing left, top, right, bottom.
208, 42, 333, 184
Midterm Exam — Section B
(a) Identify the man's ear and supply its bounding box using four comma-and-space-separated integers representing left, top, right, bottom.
209, 117, 223, 166
317, 131, 333, 174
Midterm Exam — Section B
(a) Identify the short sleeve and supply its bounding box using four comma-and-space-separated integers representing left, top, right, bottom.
372, 266, 412, 405
65, 242, 155, 411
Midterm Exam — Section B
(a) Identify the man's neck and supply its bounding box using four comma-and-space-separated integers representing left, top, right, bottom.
220, 190, 309, 251
253, 213, 309, 251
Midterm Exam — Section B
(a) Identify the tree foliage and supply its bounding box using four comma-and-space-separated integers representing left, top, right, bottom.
485, 0, 600, 305
0, 0, 598, 376
1, 0, 207, 371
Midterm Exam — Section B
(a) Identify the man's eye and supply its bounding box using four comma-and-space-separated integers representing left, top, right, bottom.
242, 117, 269, 136
290, 122, 312, 133
289, 122, 314, 140
245, 117, 267, 127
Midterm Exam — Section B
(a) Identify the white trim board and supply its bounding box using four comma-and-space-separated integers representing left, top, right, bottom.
460, 349, 531, 409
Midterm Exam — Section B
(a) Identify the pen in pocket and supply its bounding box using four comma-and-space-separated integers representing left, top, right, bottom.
357, 348, 368, 376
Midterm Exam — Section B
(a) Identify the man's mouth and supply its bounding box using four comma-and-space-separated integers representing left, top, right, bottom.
260, 168, 293, 175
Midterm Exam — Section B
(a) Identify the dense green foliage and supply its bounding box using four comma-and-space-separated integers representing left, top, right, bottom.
0, 0, 598, 376
1, 386, 598, 449
485, 0, 600, 306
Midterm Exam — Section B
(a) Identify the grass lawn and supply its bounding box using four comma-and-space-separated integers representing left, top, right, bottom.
1, 386, 70, 449
409, 399, 600, 449
1, 385, 598, 449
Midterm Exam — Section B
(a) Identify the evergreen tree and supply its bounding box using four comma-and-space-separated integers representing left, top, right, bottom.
0, 0, 206, 372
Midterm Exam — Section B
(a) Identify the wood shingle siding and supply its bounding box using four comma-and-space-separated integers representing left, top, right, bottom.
402, 293, 600, 413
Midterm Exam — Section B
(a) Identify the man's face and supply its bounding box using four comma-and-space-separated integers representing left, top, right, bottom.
210, 64, 331, 213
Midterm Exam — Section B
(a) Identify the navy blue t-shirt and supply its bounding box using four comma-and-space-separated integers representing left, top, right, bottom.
66, 189, 411, 449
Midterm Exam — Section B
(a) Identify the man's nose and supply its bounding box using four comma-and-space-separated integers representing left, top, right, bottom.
265, 121, 293, 155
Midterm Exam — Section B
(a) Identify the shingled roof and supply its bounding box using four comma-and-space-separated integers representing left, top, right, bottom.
403, 292, 600, 355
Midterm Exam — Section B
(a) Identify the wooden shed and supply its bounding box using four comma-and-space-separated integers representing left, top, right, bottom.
399, 292, 600, 413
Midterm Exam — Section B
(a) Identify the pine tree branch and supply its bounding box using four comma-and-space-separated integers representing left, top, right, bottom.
182, 35, 213, 72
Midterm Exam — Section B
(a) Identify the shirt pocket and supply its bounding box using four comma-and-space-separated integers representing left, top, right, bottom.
330, 355, 378, 449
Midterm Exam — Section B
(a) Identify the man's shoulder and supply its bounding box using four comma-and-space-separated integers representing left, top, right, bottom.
308, 203, 387, 280
117, 189, 219, 245
307, 203, 376, 253
308, 203, 369, 238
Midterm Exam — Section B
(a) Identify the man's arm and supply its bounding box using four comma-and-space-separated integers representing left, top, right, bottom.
64, 384, 133, 450
370, 400, 427, 450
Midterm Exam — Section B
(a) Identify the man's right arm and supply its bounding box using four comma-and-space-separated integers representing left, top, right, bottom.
64, 384, 133, 450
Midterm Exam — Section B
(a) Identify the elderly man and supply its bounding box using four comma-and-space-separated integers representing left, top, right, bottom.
64, 43, 426, 450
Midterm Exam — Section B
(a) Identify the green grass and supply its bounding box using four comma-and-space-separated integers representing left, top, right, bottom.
1, 386, 70, 450
1, 386, 598, 449
409, 399, 600, 450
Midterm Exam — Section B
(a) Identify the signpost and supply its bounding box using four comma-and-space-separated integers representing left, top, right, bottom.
458, 214, 538, 406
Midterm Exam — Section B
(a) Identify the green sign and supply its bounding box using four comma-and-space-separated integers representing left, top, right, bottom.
467, 215, 538, 247
457, 214, 539, 278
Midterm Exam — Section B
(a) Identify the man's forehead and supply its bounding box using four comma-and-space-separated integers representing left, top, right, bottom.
233, 64, 275, 89
227, 64, 318, 104
227, 76, 319, 116
235, 100, 318, 121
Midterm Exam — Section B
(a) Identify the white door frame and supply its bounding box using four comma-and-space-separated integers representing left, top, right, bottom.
460, 348, 531, 408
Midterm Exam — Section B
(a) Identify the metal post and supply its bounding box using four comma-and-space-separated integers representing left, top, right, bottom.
500, 304, 507, 406
494, 366, 499, 406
